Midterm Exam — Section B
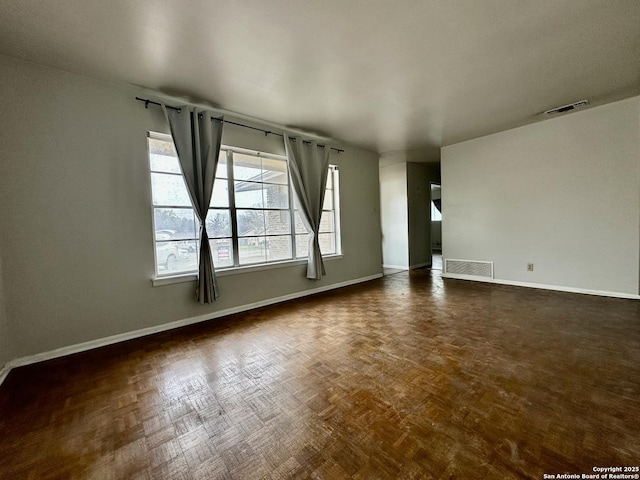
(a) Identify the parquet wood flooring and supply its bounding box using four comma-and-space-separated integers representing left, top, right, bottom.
1, 270, 639, 479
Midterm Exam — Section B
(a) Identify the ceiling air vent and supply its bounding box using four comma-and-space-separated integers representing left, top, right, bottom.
544, 100, 588, 116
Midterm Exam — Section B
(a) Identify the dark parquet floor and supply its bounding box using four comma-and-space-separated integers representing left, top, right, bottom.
1, 270, 639, 479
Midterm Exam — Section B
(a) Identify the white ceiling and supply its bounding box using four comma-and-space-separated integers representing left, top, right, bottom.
1, 0, 639, 160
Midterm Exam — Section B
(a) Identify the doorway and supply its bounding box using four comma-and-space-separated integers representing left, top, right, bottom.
430, 183, 442, 270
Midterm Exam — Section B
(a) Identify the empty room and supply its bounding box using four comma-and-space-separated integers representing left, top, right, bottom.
1, 1, 639, 479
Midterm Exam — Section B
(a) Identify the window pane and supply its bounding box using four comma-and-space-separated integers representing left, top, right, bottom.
151, 172, 192, 206
322, 190, 333, 210
319, 211, 335, 233
156, 241, 193, 275
154, 208, 198, 239
210, 239, 233, 268
150, 153, 181, 174
266, 236, 292, 261
294, 211, 307, 234
206, 209, 232, 238
295, 233, 335, 257
234, 181, 264, 208
210, 178, 229, 207
325, 172, 333, 189
319, 233, 336, 255
262, 158, 288, 185
217, 151, 228, 179
264, 210, 291, 235
264, 184, 289, 209
149, 137, 177, 157
237, 210, 265, 236
176, 241, 199, 271
239, 237, 266, 265
295, 234, 309, 258
233, 153, 262, 181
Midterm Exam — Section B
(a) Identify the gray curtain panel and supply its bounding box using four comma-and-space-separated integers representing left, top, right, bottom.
284, 135, 330, 280
164, 106, 223, 303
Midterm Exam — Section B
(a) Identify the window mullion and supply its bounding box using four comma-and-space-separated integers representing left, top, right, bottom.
227, 150, 240, 267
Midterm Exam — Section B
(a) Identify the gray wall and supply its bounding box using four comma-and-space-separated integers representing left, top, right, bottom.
431, 222, 442, 250
0, 54, 382, 361
442, 96, 640, 295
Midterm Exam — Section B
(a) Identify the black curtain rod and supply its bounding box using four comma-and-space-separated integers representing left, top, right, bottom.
135, 97, 344, 153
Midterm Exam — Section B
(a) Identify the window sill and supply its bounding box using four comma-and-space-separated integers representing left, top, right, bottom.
151, 254, 344, 287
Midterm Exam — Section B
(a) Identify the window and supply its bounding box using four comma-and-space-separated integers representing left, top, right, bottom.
294, 167, 338, 258
148, 132, 340, 277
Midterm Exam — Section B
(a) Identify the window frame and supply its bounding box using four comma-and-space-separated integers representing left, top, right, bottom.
147, 132, 342, 281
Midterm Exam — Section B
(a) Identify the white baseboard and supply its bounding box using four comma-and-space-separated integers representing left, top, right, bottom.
382, 264, 409, 270
0, 273, 383, 386
442, 273, 640, 300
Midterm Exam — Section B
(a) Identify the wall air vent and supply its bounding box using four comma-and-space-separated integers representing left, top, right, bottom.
544, 100, 588, 116
444, 259, 494, 280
